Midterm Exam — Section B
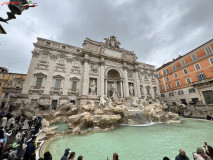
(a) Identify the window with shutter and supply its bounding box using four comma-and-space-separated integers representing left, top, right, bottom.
185, 77, 191, 84
35, 78, 43, 88
195, 64, 201, 70
181, 60, 185, 66
55, 79, 61, 89
205, 47, 212, 54
197, 73, 206, 81
72, 81, 77, 91
172, 65, 176, 70
192, 54, 197, 61
183, 69, 188, 74
210, 58, 213, 65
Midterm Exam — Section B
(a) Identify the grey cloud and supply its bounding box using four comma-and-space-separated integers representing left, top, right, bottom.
0, 0, 213, 73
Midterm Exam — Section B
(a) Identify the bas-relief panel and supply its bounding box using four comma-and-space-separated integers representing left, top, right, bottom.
104, 48, 122, 59
104, 59, 123, 67
90, 63, 98, 74
91, 45, 99, 53
105, 62, 123, 69
123, 53, 135, 63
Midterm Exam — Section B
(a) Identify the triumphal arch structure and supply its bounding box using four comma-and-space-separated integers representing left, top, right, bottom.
21, 36, 160, 109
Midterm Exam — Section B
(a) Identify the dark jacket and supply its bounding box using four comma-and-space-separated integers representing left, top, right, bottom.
61, 148, 70, 160
25, 141, 35, 155
0, 129, 4, 139
175, 154, 189, 160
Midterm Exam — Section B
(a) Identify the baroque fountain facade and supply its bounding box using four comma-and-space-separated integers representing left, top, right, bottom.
7, 36, 182, 158
11, 36, 180, 135
21, 35, 160, 106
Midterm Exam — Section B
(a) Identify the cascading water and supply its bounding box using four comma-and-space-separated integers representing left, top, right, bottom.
158, 116, 161, 122
148, 114, 153, 123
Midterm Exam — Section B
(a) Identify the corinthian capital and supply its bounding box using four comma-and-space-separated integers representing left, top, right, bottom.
32, 51, 40, 58
84, 54, 90, 63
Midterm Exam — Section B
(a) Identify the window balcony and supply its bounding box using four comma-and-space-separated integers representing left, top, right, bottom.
57, 63, 65, 66
192, 78, 213, 86
29, 86, 44, 94
39, 60, 49, 64
68, 89, 79, 96
50, 87, 62, 95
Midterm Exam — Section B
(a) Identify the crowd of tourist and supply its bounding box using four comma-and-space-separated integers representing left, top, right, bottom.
38, 151, 119, 160
0, 110, 120, 160
163, 143, 213, 160
38, 144, 213, 160
0, 110, 212, 160
0, 110, 42, 160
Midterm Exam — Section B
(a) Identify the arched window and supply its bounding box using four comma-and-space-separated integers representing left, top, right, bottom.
178, 90, 184, 95
161, 94, 165, 98
169, 92, 174, 97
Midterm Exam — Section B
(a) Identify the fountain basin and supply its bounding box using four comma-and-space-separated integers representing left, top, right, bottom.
43, 119, 213, 160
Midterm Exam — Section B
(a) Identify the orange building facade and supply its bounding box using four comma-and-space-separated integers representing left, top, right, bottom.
0, 67, 26, 109
157, 39, 213, 105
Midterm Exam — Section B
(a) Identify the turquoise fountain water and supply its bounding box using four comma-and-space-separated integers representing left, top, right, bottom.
50, 123, 68, 133
45, 119, 213, 160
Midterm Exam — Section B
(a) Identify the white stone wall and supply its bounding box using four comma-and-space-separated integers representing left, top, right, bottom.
161, 86, 201, 104
21, 37, 160, 108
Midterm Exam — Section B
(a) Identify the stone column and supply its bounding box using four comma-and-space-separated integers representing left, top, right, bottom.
120, 81, 123, 98
100, 58, 105, 96
82, 54, 90, 95
134, 70, 141, 98
105, 79, 108, 96
123, 64, 129, 97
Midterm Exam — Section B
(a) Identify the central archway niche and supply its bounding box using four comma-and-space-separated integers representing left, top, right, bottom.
106, 69, 123, 97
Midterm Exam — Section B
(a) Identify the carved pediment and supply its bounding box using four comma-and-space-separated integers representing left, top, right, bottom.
55, 66, 66, 72
58, 52, 67, 58
53, 75, 64, 79
34, 72, 47, 77
146, 85, 151, 88
49, 54, 57, 61
37, 63, 48, 69
42, 50, 51, 55
70, 77, 80, 81
72, 56, 83, 62
71, 68, 80, 74
67, 57, 73, 63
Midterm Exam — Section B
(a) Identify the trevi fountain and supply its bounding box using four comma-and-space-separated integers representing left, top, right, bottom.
8, 36, 213, 160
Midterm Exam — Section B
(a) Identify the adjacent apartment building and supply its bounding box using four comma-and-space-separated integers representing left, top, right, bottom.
157, 39, 213, 105
0, 67, 26, 109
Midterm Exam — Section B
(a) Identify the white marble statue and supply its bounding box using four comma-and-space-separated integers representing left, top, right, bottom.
129, 84, 134, 96
90, 80, 96, 95
111, 83, 119, 100
99, 95, 107, 108
105, 96, 113, 107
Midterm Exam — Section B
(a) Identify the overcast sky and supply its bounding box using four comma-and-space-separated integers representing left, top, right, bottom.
0, 0, 213, 74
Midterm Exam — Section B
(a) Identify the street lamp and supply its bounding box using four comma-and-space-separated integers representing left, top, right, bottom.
0, 0, 29, 34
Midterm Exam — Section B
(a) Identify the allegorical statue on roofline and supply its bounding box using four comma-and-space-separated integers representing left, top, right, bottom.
104, 35, 121, 50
